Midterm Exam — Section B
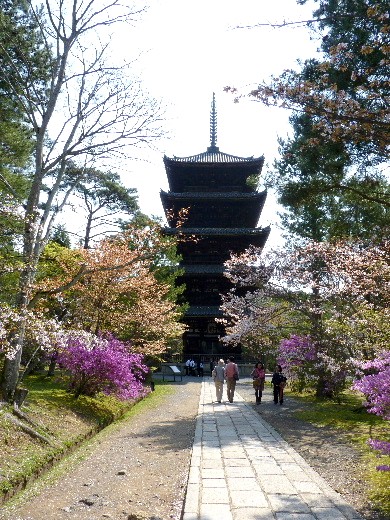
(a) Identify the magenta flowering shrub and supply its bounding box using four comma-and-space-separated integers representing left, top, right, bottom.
353, 351, 390, 420
368, 440, 390, 471
353, 351, 390, 471
278, 335, 316, 366
57, 334, 149, 400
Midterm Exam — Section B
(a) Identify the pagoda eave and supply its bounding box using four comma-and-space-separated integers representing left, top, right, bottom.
160, 190, 267, 201
181, 264, 226, 275
164, 226, 271, 237
184, 306, 225, 318
163, 152, 264, 165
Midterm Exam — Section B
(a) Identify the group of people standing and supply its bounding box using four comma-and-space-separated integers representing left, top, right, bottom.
184, 358, 204, 377
212, 359, 287, 405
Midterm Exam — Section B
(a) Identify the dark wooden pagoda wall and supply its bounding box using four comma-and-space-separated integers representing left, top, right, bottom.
176, 233, 267, 264
161, 195, 265, 228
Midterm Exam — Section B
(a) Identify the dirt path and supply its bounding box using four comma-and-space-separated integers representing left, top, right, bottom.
1, 380, 202, 520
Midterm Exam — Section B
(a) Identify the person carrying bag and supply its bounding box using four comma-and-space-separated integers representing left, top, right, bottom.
271, 364, 287, 405
225, 356, 239, 403
251, 362, 266, 404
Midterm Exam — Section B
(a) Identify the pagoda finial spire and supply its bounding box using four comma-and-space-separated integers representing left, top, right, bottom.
207, 93, 219, 153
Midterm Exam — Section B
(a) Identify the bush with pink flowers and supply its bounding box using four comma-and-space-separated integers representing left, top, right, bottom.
57, 333, 149, 400
277, 334, 350, 398
353, 351, 390, 471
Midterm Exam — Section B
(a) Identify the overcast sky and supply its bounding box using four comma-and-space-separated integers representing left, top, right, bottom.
69, 0, 321, 248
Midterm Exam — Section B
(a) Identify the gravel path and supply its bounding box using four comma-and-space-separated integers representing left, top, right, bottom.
1, 380, 202, 520
0, 377, 386, 520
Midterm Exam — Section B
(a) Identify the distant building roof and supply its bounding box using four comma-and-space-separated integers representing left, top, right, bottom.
164, 150, 264, 165
160, 190, 266, 200
164, 226, 270, 236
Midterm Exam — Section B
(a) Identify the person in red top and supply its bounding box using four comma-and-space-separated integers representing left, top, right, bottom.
251, 362, 266, 404
225, 356, 239, 403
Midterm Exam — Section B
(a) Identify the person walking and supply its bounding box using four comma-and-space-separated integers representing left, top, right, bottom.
225, 356, 239, 403
212, 359, 225, 403
251, 362, 266, 404
271, 364, 287, 405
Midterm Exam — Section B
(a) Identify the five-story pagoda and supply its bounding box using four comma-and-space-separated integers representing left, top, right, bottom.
161, 95, 270, 361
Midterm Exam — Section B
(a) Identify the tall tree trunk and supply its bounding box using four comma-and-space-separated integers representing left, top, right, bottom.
1, 334, 24, 401
1, 214, 39, 401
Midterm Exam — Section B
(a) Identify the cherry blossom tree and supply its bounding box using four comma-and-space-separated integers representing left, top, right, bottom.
222, 237, 390, 396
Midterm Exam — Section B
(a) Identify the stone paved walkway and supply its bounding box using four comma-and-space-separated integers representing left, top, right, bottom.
183, 379, 363, 520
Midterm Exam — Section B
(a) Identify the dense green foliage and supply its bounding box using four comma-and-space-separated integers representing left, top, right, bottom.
272, 112, 390, 242
0, 0, 51, 175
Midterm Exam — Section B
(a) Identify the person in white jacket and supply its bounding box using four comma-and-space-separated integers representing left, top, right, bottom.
212, 359, 225, 403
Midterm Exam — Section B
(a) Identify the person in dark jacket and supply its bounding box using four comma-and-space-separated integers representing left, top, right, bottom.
197, 359, 204, 377
271, 364, 287, 405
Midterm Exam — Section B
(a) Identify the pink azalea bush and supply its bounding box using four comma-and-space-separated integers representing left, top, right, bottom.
353, 351, 390, 471
57, 333, 149, 400
353, 351, 390, 420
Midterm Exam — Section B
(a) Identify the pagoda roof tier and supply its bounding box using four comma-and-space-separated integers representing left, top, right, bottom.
161, 190, 266, 229
160, 190, 266, 200
163, 153, 264, 193
164, 226, 270, 237
172, 227, 270, 263
181, 264, 225, 275
184, 305, 225, 318
164, 150, 264, 164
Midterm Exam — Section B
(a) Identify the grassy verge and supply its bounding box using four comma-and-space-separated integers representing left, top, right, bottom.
0, 374, 172, 503
288, 389, 390, 516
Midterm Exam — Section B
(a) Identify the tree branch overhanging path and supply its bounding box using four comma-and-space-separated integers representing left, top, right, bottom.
0, 0, 165, 401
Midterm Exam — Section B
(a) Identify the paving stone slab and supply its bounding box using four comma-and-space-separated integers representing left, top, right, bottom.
230, 489, 269, 508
